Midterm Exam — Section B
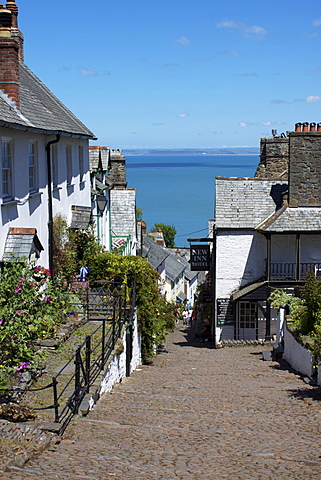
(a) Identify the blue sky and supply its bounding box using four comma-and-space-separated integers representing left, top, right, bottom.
19, 0, 321, 149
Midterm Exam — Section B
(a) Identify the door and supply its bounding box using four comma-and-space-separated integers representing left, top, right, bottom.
237, 301, 258, 340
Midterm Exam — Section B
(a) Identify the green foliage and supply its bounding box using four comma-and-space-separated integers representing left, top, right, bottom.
136, 207, 143, 222
269, 274, 321, 360
151, 223, 177, 247
52, 214, 103, 281
87, 252, 176, 363
0, 263, 68, 377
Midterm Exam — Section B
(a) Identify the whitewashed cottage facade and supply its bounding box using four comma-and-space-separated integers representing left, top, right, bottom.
0, 2, 95, 271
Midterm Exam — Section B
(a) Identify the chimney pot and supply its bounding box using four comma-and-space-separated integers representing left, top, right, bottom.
295, 123, 302, 132
310, 122, 316, 131
302, 122, 309, 132
317, 123, 321, 132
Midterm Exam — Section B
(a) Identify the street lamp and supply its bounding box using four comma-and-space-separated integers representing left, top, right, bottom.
96, 195, 108, 213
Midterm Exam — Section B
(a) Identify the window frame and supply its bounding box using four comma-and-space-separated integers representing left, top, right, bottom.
1, 138, 13, 199
28, 140, 38, 193
66, 144, 72, 185
78, 145, 84, 183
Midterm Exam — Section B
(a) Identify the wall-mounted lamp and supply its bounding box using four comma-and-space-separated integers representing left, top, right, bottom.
96, 194, 108, 213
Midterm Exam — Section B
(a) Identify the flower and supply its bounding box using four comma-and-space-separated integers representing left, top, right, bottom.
44, 296, 52, 302
16, 310, 22, 316
0, 318, 3, 325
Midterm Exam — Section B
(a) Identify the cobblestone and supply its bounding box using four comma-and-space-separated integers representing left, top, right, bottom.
1, 324, 321, 479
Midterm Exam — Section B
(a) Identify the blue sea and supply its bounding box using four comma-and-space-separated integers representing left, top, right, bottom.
126, 154, 259, 247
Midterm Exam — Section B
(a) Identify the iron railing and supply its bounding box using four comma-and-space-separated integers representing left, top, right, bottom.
0, 279, 136, 435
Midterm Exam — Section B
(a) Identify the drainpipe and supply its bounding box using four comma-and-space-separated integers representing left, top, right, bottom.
46, 134, 61, 279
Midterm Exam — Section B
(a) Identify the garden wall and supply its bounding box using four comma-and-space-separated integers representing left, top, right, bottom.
283, 327, 314, 377
99, 308, 141, 395
80, 309, 141, 414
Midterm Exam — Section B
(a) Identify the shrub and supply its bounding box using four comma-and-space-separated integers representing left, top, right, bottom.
0, 262, 67, 377
87, 252, 176, 363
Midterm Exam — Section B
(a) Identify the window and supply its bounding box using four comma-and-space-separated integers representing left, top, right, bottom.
52, 143, 58, 188
66, 145, 72, 185
239, 302, 256, 329
28, 141, 38, 192
2, 139, 13, 198
78, 145, 84, 182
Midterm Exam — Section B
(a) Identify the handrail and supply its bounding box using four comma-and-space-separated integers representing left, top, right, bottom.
0, 279, 136, 435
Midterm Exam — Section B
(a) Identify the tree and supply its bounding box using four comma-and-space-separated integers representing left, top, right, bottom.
151, 223, 176, 247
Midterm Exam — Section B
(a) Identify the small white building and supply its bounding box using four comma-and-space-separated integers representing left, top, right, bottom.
0, 2, 95, 270
214, 124, 321, 344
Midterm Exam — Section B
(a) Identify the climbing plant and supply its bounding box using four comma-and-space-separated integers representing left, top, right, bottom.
88, 252, 176, 362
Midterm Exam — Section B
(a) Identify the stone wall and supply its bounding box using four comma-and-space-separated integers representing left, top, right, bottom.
255, 136, 289, 178
109, 149, 127, 188
288, 131, 321, 207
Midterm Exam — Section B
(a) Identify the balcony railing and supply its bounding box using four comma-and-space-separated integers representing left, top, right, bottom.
270, 262, 321, 281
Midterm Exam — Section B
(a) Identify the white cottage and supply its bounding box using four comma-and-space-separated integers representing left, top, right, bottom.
0, 2, 95, 271
214, 124, 321, 344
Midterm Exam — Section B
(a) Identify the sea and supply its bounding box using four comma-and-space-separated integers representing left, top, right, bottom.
126, 154, 259, 247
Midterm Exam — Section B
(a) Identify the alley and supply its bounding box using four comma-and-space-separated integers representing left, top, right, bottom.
2, 325, 321, 480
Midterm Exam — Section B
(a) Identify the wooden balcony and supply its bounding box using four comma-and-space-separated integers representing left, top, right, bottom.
270, 262, 321, 281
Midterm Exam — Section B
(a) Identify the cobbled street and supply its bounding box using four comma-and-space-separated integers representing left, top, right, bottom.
2, 324, 321, 480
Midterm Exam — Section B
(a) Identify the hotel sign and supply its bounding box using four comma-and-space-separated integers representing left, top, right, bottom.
190, 245, 210, 271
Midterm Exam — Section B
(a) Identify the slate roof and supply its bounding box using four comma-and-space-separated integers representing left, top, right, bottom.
3, 227, 43, 261
215, 176, 321, 233
257, 205, 321, 232
215, 177, 287, 229
142, 235, 169, 269
89, 147, 110, 172
165, 252, 186, 282
167, 247, 198, 281
0, 63, 95, 138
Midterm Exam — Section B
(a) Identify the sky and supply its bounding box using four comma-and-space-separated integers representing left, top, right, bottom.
18, 0, 321, 149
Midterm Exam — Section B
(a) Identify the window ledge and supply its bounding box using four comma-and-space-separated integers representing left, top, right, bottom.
1, 198, 18, 207
28, 191, 43, 199
53, 186, 62, 191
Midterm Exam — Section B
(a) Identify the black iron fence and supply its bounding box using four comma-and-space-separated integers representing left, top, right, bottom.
1, 279, 136, 435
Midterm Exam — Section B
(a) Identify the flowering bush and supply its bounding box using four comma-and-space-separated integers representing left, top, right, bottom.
0, 262, 68, 377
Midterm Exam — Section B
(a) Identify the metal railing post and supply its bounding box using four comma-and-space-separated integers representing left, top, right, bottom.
101, 318, 106, 370
74, 347, 81, 414
112, 305, 116, 349
85, 336, 91, 392
52, 376, 59, 423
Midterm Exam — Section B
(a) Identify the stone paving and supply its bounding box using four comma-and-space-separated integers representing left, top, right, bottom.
1, 324, 321, 480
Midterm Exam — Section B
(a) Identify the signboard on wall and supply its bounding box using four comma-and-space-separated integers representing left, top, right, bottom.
190, 245, 210, 271
217, 298, 234, 325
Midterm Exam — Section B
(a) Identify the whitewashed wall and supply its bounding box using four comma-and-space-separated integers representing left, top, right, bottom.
216, 231, 266, 298
0, 128, 91, 268
99, 309, 141, 396
283, 328, 314, 377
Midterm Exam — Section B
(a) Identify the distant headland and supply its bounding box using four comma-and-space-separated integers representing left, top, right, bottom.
124, 147, 259, 156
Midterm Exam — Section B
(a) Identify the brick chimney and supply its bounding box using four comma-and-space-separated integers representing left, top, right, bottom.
0, 1, 23, 110
288, 123, 321, 207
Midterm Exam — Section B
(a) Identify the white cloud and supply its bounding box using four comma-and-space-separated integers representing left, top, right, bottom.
77, 67, 97, 77
305, 95, 321, 103
239, 122, 253, 127
177, 113, 189, 118
216, 20, 267, 39
258, 121, 272, 126
173, 36, 191, 46
313, 19, 321, 27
